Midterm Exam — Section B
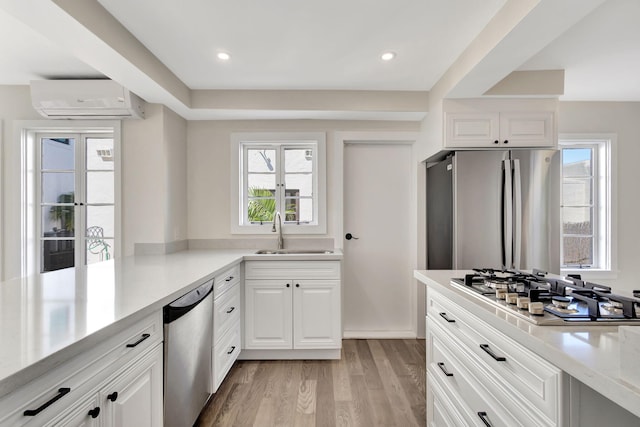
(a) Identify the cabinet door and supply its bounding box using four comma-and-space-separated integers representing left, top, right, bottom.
244, 279, 293, 349
293, 280, 341, 349
444, 112, 500, 148
499, 112, 555, 147
100, 344, 163, 427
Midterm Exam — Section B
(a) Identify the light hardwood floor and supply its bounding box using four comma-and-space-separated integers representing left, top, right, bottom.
196, 339, 426, 427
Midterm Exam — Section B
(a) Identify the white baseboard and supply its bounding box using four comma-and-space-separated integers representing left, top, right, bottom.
342, 330, 417, 339
238, 348, 341, 360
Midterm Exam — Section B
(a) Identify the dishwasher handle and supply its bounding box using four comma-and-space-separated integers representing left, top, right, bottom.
163, 279, 214, 323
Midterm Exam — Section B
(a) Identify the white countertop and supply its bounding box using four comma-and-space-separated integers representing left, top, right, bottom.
414, 269, 640, 419
0, 248, 342, 397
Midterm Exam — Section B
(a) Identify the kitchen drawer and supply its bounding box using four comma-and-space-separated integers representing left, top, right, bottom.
213, 283, 241, 344
428, 290, 562, 424
430, 321, 555, 426
244, 260, 340, 280
430, 367, 515, 427
214, 263, 240, 298
212, 322, 241, 392
0, 311, 162, 427
428, 373, 472, 427
428, 325, 541, 427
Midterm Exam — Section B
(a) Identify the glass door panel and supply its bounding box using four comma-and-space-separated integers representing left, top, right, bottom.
40, 137, 76, 272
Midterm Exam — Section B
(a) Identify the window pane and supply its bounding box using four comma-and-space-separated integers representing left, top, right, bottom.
285, 148, 313, 173
562, 207, 592, 234
86, 234, 113, 265
563, 236, 593, 266
562, 178, 592, 205
86, 171, 114, 204
248, 198, 276, 222
42, 239, 75, 272
284, 198, 313, 223
562, 148, 592, 176
86, 206, 114, 237
42, 138, 74, 170
86, 138, 114, 170
298, 199, 313, 223
285, 173, 312, 197
247, 149, 276, 173
42, 206, 75, 236
248, 173, 275, 192
42, 173, 74, 204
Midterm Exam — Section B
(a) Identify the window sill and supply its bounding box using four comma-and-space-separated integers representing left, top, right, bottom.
561, 269, 618, 281
230, 224, 327, 235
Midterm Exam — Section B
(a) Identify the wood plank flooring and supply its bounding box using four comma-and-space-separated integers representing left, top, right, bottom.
196, 339, 426, 427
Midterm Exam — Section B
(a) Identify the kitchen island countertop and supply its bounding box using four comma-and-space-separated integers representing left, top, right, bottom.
415, 269, 640, 419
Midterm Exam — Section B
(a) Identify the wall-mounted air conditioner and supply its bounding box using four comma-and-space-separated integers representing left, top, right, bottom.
30, 79, 145, 119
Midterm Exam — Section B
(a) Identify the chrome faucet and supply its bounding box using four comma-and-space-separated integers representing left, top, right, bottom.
272, 211, 284, 249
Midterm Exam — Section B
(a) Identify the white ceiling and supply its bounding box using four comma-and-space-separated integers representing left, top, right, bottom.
95, 0, 505, 91
0, 9, 101, 84
0, 0, 638, 119
519, 0, 640, 101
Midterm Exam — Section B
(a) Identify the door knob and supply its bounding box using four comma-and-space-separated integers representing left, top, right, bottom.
345, 233, 359, 240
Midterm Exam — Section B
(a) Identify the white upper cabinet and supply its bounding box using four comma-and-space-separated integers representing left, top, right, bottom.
443, 99, 557, 149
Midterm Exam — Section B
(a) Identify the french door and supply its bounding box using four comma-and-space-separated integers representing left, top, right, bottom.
37, 133, 115, 272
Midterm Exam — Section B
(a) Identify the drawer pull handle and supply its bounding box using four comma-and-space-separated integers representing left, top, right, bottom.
126, 333, 151, 348
88, 407, 101, 419
227, 346, 236, 355
226, 306, 236, 314
437, 362, 453, 377
480, 344, 506, 362
23, 387, 71, 416
107, 392, 118, 402
225, 276, 234, 282
477, 411, 493, 426
439, 312, 455, 323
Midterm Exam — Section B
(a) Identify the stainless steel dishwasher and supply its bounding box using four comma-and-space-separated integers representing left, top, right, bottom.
163, 279, 213, 427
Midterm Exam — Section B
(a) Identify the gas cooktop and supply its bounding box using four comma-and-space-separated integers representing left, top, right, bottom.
450, 268, 640, 326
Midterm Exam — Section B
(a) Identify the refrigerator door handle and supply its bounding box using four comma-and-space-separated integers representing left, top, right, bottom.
502, 159, 513, 269
512, 159, 522, 269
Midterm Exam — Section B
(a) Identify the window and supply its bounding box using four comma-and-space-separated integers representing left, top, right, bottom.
559, 137, 613, 273
37, 133, 116, 272
231, 132, 326, 234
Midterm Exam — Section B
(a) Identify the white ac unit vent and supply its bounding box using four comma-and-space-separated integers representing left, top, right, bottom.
30, 79, 145, 119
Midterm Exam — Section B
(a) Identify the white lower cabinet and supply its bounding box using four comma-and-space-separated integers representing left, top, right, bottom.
293, 280, 341, 349
211, 264, 242, 392
244, 279, 293, 349
426, 289, 564, 427
0, 312, 163, 427
243, 261, 341, 354
98, 344, 163, 427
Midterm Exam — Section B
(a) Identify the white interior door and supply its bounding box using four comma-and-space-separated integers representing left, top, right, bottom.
343, 143, 414, 337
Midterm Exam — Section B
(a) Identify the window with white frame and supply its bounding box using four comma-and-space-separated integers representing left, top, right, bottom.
37, 132, 116, 272
231, 132, 326, 234
559, 137, 612, 272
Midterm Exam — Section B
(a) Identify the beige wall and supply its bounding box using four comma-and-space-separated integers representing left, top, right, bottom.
121, 104, 188, 256
558, 102, 640, 292
186, 120, 420, 244
164, 107, 188, 245
121, 104, 165, 255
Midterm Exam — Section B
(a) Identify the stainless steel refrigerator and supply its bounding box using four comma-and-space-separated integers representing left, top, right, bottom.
426, 149, 561, 273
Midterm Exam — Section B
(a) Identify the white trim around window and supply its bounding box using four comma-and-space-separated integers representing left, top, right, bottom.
230, 132, 327, 234
14, 120, 121, 277
559, 134, 617, 280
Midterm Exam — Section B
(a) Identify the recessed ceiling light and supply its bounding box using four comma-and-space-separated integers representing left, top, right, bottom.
381, 52, 396, 61
217, 52, 231, 61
